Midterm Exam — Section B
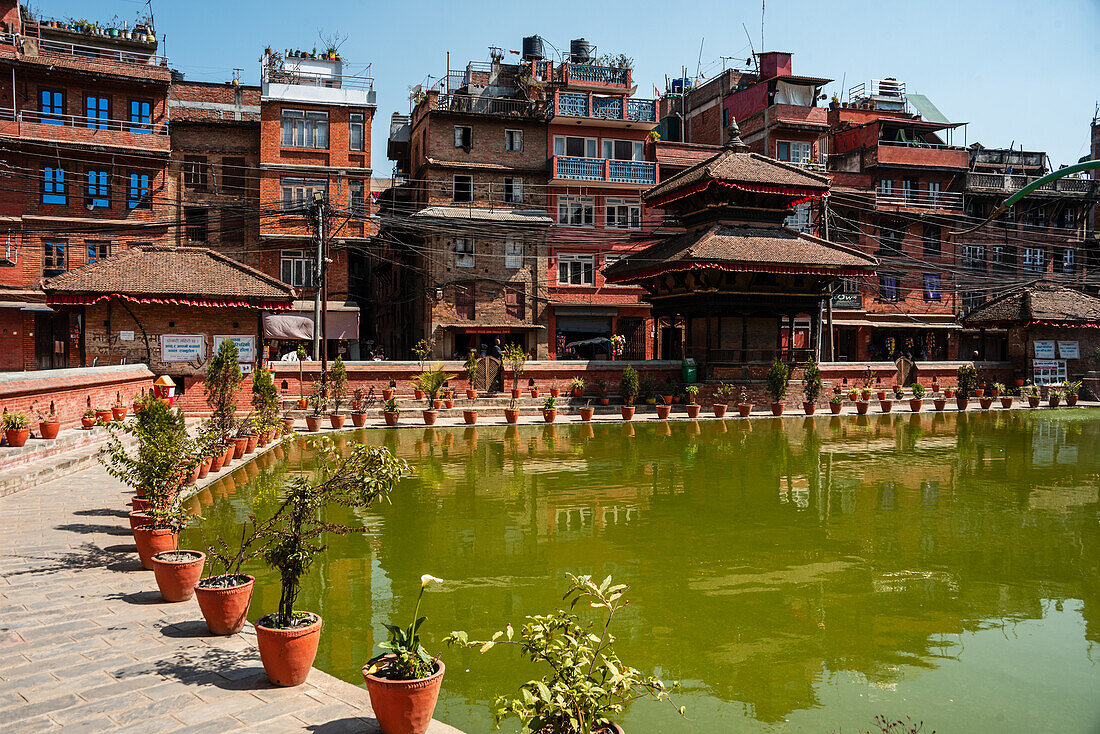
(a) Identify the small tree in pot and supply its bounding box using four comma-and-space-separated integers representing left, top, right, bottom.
766, 359, 790, 416
382, 397, 400, 427
956, 364, 977, 410
417, 364, 452, 425
251, 366, 280, 443
206, 338, 242, 437
257, 437, 409, 686
503, 343, 527, 400
619, 366, 638, 419
464, 351, 479, 399
31, 400, 60, 440
306, 382, 326, 431
684, 385, 700, 418
801, 358, 821, 415
327, 357, 349, 429
447, 574, 683, 734
910, 383, 925, 412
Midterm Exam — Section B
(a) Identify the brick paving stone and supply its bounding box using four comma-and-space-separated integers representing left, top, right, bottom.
0, 463, 463, 733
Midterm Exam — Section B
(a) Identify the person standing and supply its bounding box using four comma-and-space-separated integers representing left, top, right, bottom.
489, 338, 503, 361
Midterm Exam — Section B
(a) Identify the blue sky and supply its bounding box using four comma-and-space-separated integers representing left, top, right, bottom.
43, 0, 1100, 173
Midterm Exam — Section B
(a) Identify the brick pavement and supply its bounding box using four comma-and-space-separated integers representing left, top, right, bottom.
0, 463, 463, 733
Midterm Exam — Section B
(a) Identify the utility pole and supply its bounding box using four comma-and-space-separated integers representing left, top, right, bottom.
311, 192, 328, 398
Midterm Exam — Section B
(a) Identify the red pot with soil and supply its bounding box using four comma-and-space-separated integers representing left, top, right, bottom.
1066, 395, 1078, 406
39, 420, 60, 440
352, 412, 367, 427
363, 658, 446, 734
151, 550, 205, 602
829, 402, 842, 414
198, 456, 212, 479
5, 428, 29, 447
579, 406, 595, 421
802, 402, 815, 415
195, 574, 255, 635
655, 404, 671, 419
422, 410, 438, 426
771, 403, 785, 416
81, 416, 96, 429
414, 389, 425, 401
384, 412, 399, 427
944, 389, 955, 398
232, 437, 248, 459
112, 406, 127, 421
542, 409, 557, 423
621, 406, 636, 420
443, 399, 454, 409
572, 388, 584, 398
1048, 395, 1061, 408
511, 389, 521, 400
504, 409, 519, 424
132, 497, 150, 512
255, 613, 322, 687
909, 399, 923, 412
1000, 397, 1013, 408
933, 398, 947, 411
133, 527, 178, 570
329, 413, 346, 429
599, 397, 610, 405
462, 410, 478, 425
685, 404, 701, 419
281, 417, 295, 432
663, 395, 674, 405
974, 388, 985, 397
529, 388, 539, 398
855, 401, 870, 415
128, 510, 152, 530
305, 415, 322, 432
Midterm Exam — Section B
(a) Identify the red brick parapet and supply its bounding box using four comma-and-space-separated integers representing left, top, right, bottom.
0, 364, 155, 427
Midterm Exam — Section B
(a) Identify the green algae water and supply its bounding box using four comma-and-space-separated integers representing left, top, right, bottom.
184, 410, 1100, 733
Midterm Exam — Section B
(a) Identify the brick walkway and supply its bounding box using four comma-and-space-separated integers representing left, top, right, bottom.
0, 463, 462, 733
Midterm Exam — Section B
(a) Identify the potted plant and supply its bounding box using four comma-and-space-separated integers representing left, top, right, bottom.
711, 383, 736, 417
829, 393, 843, 414
943, 384, 956, 399
383, 379, 396, 402
541, 396, 557, 423
418, 364, 451, 426
82, 408, 97, 429
570, 376, 586, 398
327, 357, 349, 429
640, 378, 657, 406
3, 411, 30, 447
282, 409, 296, 434
463, 401, 479, 425
296, 346, 309, 409
447, 574, 682, 734
306, 382, 326, 431
363, 575, 446, 734
979, 394, 994, 410
464, 352, 479, 399
32, 401, 60, 440
193, 506, 278, 635
382, 398, 400, 427
893, 385, 904, 402
503, 344, 527, 401
999, 391, 1013, 409
685, 385, 701, 418
413, 379, 426, 401
990, 382, 1003, 398
112, 392, 128, 421
1024, 382, 1041, 408
801, 357, 821, 415
595, 379, 609, 405
252, 366, 280, 441
579, 401, 595, 422
95, 406, 113, 424
529, 379, 540, 399
1048, 387, 1062, 408
1065, 381, 1081, 407
910, 383, 925, 412
151, 549, 206, 603
766, 359, 790, 416
620, 366, 638, 409
956, 364, 977, 411
256, 438, 408, 686
207, 338, 243, 436
852, 388, 869, 415
349, 387, 367, 427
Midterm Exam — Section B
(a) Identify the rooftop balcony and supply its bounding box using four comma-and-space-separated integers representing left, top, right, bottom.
872, 141, 968, 170
552, 156, 656, 187
0, 31, 169, 80
551, 92, 657, 128
0, 108, 170, 152
552, 62, 633, 93
261, 53, 376, 107
874, 188, 963, 211
437, 93, 542, 118
966, 172, 1098, 198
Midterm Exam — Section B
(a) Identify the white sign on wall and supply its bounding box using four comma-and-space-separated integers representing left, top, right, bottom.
1033, 340, 1056, 359
1058, 341, 1079, 359
160, 334, 205, 362
119, 330, 134, 342
214, 335, 256, 363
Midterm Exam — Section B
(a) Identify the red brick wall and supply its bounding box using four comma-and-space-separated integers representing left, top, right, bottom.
0, 365, 154, 427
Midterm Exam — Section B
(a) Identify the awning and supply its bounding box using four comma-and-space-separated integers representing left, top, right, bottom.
263, 306, 360, 340
831, 318, 960, 330
20, 304, 56, 313
0, 301, 28, 309
436, 323, 545, 332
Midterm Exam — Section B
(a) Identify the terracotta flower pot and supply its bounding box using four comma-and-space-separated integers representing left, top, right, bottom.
621, 406, 636, 420
880, 400, 893, 413
255, 613, 322, 687
81, 416, 96, 429
195, 575, 255, 635
909, 399, 923, 412
209, 452, 224, 472
198, 456, 212, 479
1066, 394, 1078, 406
297, 398, 308, 410
431, 399, 442, 410
1028, 397, 1041, 408
655, 404, 671, 419
979, 397, 993, 410
685, 404, 701, 418
1000, 397, 1013, 409
5, 428, 29, 447
944, 389, 955, 399
95, 409, 112, 424
710, 403, 727, 418
414, 389, 425, 400
876, 391, 886, 401
384, 412, 399, 427
422, 410, 437, 426
282, 417, 296, 432
112, 406, 127, 421
245, 435, 258, 453
990, 389, 1000, 398
738, 404, 753, 417
511, 389, 521, 400
39, 420, 60, 440
543, 409, 557, 423
579, 407, 595, 421
855, 401, 870, 415
860, 391, 872, 401
974, 388, 985, 397
305, 415, 322, 432
383, 389, 395, 400
444, 399, 454, 409
504, 409, 519, 424
222, 443, 235, 466
132, 497, 150, 512
232, 437, 248, 459
530, 388, 539, 398
829, 402, 842, 414
352, 412, 367, 427
128, 510, 153, 531
329, 413, 346, 429
933, 398, 947, 411
466, 389, 477, 400
599, 397, 610, 405
802, 402, 815, 416
550, 388, 560, 398
462, 410, 478, 425
363, 658, 446, 734
771, 403, 785, 416
572, 388, 584, 398
663, 395, 674, 405
133, 527, 178, 570
151, 550, 205, 602
1048, 395, 1061, 408
956, 398, 968, 411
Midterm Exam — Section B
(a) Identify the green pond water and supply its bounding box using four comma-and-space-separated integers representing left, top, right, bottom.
183, 410, 1100, 733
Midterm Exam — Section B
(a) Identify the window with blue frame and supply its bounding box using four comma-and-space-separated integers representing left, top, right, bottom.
43, 241, 66, 275
40, 89, 64, 124
85, 96, 110, 129
87, 241, 109, 263
128, 172, 151, 209
923, 274, 941, 301
129, 99, 151, 132
86, 170, 109, 208
881, 275, 899, 301
42, 167, 66, 204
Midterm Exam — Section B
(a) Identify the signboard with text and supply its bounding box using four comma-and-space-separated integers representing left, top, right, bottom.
1058, 341, 1079, 359
160, 334, 205, 362
1033, 340, 1056, 359
214, 335, 256, 363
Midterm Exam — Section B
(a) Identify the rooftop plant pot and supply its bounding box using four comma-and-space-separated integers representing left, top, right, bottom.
133, 527, 178, 570
5, 428, 29, 447
37, 418, 59, 442
384, 388, 395, 400
466, 389, 477, 400
352, 412, 367, 427
81, 416, 96, 429
771, 403, 785, 416
463, 410, 478, 425
685, 404, 701, 418
1000, 397, 1013, 409
979, 397, 993, 410
655, 404, 671, 419
829, 402, 842, 414
956, 398, 968, 411
297, 398, 308, 410
504, 409, 519, 424
802, 402, 815, 416
95, 409, 113, 424
550, 388, 560, 398
933, 398, 946, 411
1028, 396, 1041, 408
363, 657, 446, 734
855, 401, 870, 415
195, 574, 254, 635
112, 406, 127, 421
329, 413, 346, 429
1015, 379, 1025, 387
879, 400, 893, 413
305, 415, 322, 432
621, 406, 636, 420
579, 406, 595, 421
422, 410, 437, 426
255, 612, 321, 687
151, 550, 205, 602
737, 403, 752, 418
245, 435, 258, 453
232, 436, 248, 459
414, 389, 425, 400
1066, 394, 1078, 406
909, 399, 923, 412
384, 411, 399, 427
543, 408, 557, 423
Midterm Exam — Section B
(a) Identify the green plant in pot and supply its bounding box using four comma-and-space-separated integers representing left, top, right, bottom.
569, 376, 586, 397
417, 363, 452, 423
956, 364, 978, 400
619, 366, 638, 405
801, 357, 821, 415
3, 410, 30, 447
766, 359, 790, 415
447, 574, 683, 734
382, 397, 400, 426
327, 356, 349, 428
910, 382, 925, 412
542, 395, 557, 423
194, 506, 281, 634
251, 366, 280, 441
306, 381, 327, 431
296, 345, 308, 408
206, 338, 242, 437
503, 343, 527, 405
257, 436, 409, 686
363, 574, 446, 734
464, 351, 479, 398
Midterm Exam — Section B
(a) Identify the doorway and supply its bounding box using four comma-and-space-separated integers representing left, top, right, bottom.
34, 312, 70, 369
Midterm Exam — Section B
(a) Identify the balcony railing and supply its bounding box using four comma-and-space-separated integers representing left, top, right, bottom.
553, 156, 657, 185
438, 94, 541, 117
18, 109, 168, 135
266, 68, 374, 91
567, 63, 629, 86
874, 189, 963, 210
966, 172, 1097, 196
11, 34, 168, 66
553, 92, 657, 123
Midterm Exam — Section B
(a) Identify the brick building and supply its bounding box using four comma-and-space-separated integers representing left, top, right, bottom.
0, 2, 172, 370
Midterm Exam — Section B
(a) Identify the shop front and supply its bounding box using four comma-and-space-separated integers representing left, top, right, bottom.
263, 300, 361, 361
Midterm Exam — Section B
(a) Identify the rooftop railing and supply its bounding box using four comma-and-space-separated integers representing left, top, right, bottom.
437, 94, 541, 117
966, 172, 1097, 196
267, 67, 374, 91
7, 33, 168, 66
874, 189, 963, 211
18, 108, 168, 135
559, 63, 631, 88
553, 92, 657, 123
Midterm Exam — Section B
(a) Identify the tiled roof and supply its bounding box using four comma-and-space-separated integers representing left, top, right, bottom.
411, 206, 553, 224
962, 281, 1100, 325
644, 148, 829, 203
654, 142, 724, 169
43, 246, 295, 303
602, 223, 876, 282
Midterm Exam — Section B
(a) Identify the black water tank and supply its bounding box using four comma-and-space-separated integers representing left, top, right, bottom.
570, 38, 593, 63
522, 35, 544, 61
